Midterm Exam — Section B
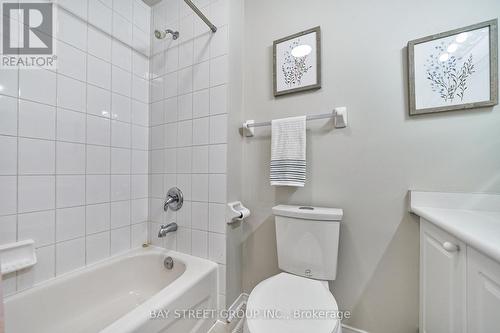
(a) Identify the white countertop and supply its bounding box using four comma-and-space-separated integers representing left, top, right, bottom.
410, 191, 500, 263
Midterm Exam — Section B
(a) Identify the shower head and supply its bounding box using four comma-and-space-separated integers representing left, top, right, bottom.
154, 29, 179, 40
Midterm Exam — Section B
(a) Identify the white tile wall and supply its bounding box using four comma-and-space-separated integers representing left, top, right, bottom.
149, 0, 228, 306
0, 0, 151, 296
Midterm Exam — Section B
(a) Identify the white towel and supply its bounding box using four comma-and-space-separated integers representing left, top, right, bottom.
270, 116, 307, 187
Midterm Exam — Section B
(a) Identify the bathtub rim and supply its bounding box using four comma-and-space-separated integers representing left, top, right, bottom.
4, 246, 219, 332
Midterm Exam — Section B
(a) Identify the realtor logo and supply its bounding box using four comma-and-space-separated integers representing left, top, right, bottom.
2, 3, 53, 54
1, 2, 56, 69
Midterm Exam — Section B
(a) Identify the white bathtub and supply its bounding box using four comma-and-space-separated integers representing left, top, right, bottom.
4, 246, 218, 333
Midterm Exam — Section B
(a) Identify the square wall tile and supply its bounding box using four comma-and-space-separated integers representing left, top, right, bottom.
111, 175, 131, 201
87, 115, 111, 146
56, 237, 85, 275
19, 69, 56, 106
56, 206, 85, 242
19, 100, 56, 140
111, 148, 131, 174
18, 176, 55, 213
18, 210, 55, 247
87, 145, 111, 174
56, 142, 86, 175
86, 175, 110, 204
86, 203, 110, 234
18, 138, 55, 175
56, 175, 85, 208
57, 108, 86, 144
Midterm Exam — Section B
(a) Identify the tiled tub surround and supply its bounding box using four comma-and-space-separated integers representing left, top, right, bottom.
148, 0, 229, 308
0, 0, 151, 296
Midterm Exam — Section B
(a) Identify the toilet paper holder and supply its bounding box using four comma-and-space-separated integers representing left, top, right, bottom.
227, 201, 251, 224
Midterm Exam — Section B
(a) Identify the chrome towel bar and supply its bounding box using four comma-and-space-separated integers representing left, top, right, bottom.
242, 107, 348, 137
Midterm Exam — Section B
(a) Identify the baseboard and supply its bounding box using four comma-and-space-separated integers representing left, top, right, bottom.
342, 323, 370, 333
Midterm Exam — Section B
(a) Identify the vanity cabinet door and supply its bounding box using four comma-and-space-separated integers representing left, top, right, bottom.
467, 247, 500, 332
420, 220, 466, 333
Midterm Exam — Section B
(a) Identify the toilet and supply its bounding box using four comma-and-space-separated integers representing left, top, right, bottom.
244, 205, 344, 333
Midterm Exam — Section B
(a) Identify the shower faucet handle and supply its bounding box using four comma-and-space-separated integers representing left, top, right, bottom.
164, 187, 183, 211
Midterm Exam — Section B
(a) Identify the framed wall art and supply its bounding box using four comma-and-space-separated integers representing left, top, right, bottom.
273, 26, 321, 97
408, 19, 498, 115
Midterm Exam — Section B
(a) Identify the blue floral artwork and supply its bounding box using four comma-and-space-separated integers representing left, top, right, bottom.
425, 42, 475, 103
281, 39, 313, 87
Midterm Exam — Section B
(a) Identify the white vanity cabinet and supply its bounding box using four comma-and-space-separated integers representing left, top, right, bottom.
467, 247, 500, 333
419, 219, 500, 333
420, 220, 466, 333
411, 191, 500, 333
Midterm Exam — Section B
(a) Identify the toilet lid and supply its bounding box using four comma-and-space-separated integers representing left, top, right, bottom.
246, 273, 340, 333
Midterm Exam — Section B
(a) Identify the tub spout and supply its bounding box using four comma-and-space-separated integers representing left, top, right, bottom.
158, 222, 178, 238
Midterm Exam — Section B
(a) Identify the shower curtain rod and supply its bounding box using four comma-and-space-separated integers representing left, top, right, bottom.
184, 0, 217, 33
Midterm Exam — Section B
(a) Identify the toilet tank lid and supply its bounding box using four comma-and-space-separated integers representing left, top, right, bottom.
272, 205, 343, 221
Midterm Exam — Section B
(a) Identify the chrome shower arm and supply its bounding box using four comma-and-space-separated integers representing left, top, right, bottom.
183, 0, 217, 33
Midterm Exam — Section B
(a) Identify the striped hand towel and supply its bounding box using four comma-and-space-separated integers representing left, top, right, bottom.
270, 116, 306, 187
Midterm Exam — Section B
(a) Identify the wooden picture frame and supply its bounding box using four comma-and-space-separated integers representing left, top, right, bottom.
273, 26, 322, 97
408, 19, 498, 115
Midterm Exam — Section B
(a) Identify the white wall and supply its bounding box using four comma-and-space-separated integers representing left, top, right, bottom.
240, 0, 500, 332
148, 0, 230, 309
0, 0, 151, 296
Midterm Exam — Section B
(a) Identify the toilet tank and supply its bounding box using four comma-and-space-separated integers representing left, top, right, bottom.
272, 205, 343, 281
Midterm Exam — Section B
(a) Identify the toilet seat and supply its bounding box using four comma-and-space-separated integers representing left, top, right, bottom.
245, 273, 341, 333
